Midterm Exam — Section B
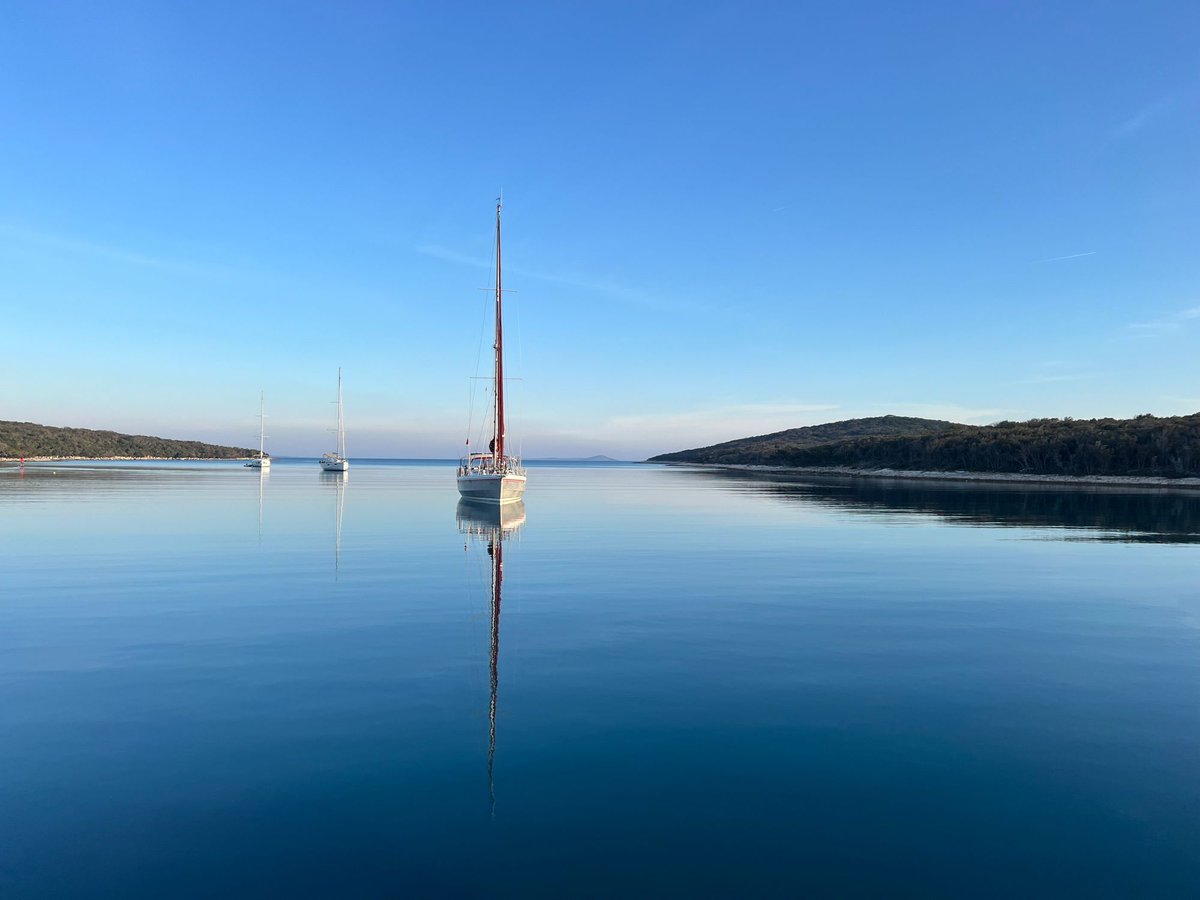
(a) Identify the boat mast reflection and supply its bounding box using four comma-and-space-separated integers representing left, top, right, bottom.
321, 471, 347, 576
457, 499, 525, 816
256, 469, 268, 546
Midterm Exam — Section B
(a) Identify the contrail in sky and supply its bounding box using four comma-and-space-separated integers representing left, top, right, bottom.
1041, 251, 1097, 263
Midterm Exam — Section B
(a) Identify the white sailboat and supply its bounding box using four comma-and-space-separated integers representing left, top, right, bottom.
245, 392, 271, 469
457, 200, 527, 504
319, 368, 349, 473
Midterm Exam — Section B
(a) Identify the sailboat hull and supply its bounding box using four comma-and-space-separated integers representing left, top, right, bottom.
319, 457, 348, 472
456, 473, 527, 504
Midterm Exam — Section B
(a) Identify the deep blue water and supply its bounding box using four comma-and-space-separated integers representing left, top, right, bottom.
1, 460, 1199, 896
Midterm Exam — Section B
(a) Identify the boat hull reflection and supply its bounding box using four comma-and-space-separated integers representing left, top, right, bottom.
456, 499, 526, 536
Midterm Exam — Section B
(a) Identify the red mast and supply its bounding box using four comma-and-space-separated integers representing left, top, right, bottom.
493, 199, 505, 464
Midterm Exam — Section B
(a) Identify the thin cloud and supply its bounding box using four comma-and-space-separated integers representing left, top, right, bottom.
559, 402, 843, 454
513, 403, 1024, 460
1164, 396, 1200, 411
0, 221, 253, 281
416, 243, 487, 270
0, 221, 191, 272
606, 402, 1006, 441
1022, 373, 1097, 385
415, 242, 670, 310
606, 402, 839, 434
1113, 95, 1174, 138
1021, 360, 1096, 385
1130, 305, 1200, 334
1040, 251, 1097, 263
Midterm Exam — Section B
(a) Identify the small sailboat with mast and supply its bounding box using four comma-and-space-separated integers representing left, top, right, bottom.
319, 368, 349, 473
457, 199, 527, 504
244, 391, 270, 469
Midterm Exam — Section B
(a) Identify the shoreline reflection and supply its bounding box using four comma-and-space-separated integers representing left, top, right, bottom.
690, 470, 1200, 543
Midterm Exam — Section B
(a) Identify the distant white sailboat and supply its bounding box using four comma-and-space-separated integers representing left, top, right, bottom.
319, 368, 349, 473
245, 392, 271, 469
457, 200, 527, 504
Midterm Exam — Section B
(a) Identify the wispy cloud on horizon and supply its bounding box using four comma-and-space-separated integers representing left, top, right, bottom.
1017, 361, 1096, 385
1022, 372, 1097, 385
528, 402, 843, 456
1130, 304, 1200, 334
1162, 397, 1200, 415
604, 401, 839, 433
586, 401, 1012, 456
415, 242, 672, 310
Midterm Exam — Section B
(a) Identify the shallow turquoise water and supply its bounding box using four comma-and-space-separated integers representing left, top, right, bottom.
1, 461, 1198, 896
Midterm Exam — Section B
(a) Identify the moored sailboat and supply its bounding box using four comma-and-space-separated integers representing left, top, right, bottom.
319, 368, 349, 473
245, 392, 270, 469
457, 200, 527, 504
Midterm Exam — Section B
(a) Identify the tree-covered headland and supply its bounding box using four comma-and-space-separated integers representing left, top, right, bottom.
651, 413, 1200, 478
0, 420, 256, 459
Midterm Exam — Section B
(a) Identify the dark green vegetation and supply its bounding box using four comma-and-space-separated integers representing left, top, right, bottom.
651, 415, 957, 464
0, 420, 256, 459
652, 413, 1200, 478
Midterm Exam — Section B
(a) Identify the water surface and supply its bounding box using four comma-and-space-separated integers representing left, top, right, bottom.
1, 461, 1198, 896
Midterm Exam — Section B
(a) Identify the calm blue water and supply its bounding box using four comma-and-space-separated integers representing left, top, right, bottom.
1, 460, 1198, 896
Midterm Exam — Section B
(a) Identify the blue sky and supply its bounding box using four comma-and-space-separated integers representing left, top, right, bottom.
2, 1, 1198, 459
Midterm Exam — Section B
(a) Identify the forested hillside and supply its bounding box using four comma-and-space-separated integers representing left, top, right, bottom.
650, 415, 959, 464
656, 414, 1200, 478
0, 420, 256, 459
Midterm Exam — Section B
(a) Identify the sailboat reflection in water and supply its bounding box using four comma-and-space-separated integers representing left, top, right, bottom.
321, 470, 347, 576
457, 499, 525, 815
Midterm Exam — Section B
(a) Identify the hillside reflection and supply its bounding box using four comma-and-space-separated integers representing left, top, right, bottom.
695, 470, 1200, 543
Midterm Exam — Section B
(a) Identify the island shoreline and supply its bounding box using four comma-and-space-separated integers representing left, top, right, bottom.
1, 456, 257, 463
